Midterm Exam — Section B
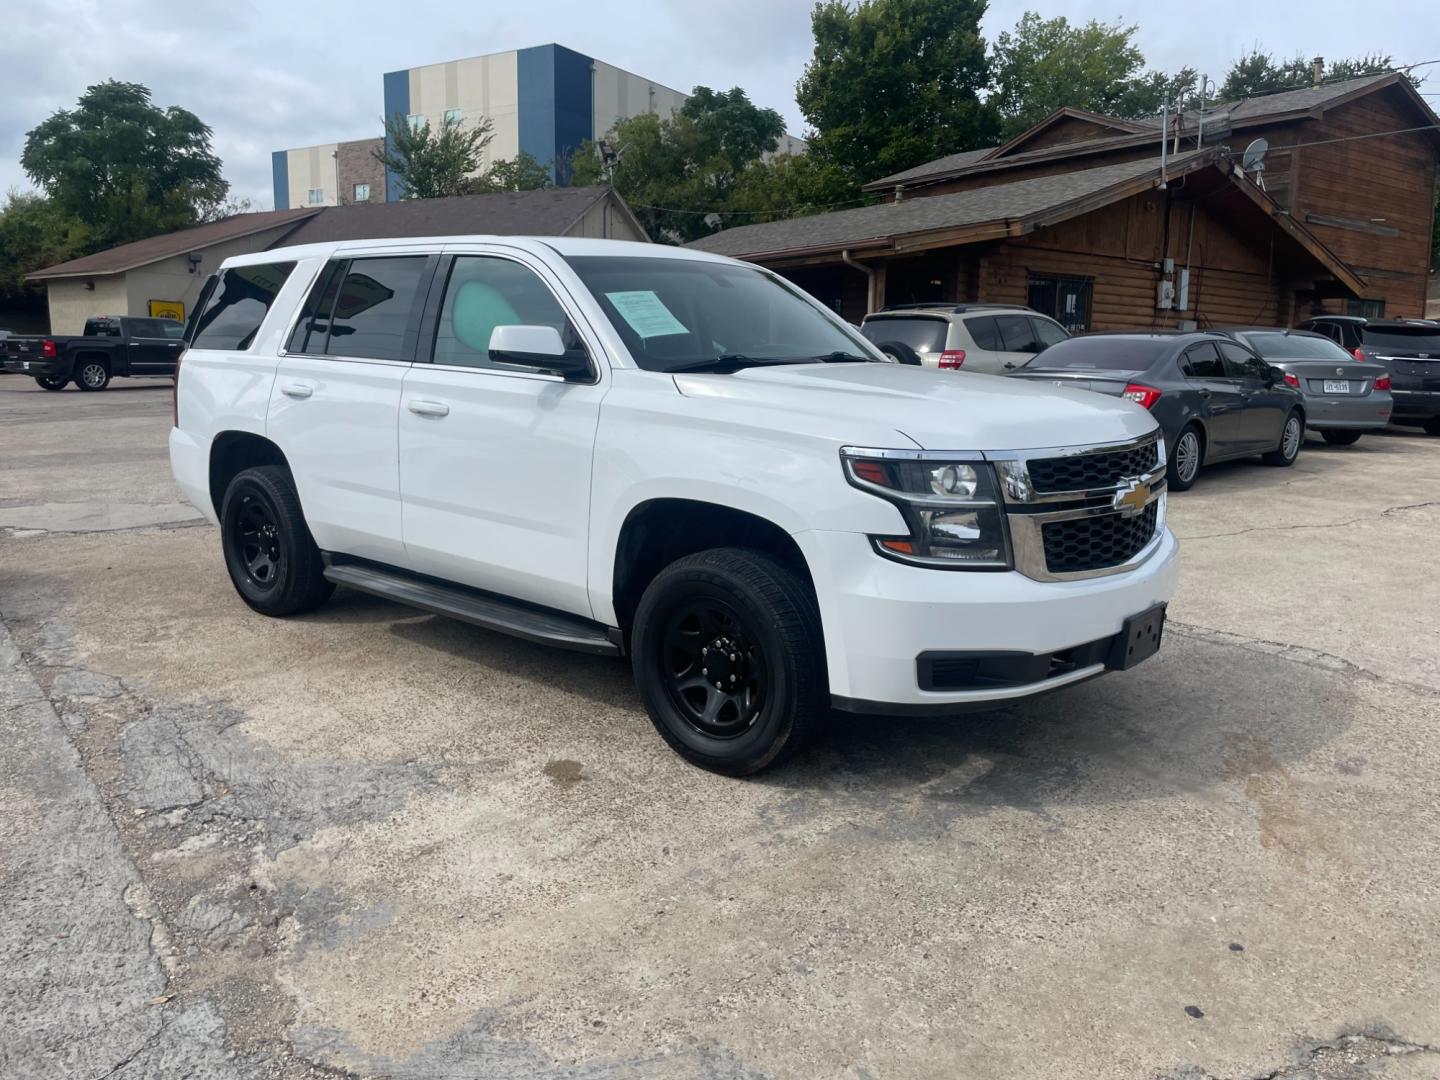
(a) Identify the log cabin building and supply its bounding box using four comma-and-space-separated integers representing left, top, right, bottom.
689, 74, 1438, 330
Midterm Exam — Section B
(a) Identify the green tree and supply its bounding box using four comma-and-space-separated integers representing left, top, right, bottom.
991, 13, 1198, 134
796, 0, 997, 186
468, 152, 553, 194
0, 191, 86, 301
21, 81, 227, 249
570, 86, 790, 243
728, 152, 860, 221
374, 113, 494, 199
1218, 50, 1402, 101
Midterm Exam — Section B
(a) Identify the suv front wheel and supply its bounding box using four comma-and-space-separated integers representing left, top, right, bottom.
220, 466, 333, 616
631, 548, 827, 775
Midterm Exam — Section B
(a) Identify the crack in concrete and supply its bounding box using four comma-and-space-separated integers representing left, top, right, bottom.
1163, 1028, 1440, 1079
1173, 499, 1438, 542
1168, 620, 1440, 698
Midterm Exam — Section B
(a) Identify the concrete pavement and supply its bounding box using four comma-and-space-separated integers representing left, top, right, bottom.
1, 377, 1437, 1079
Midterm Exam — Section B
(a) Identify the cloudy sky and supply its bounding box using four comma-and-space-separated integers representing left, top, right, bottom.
1, 0, 1431, 209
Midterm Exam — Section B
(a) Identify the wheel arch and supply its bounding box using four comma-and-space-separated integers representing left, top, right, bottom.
209, 431, 291, 518
610, 498, 817, 637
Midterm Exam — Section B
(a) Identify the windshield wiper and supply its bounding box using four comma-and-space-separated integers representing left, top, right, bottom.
801, 351, 875, 363
664, 354, 809, 374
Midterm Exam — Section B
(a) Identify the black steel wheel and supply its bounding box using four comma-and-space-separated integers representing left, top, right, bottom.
220, 465, 333, 616
631, 548, 826, 775
35, 375, 69, 391
74, 359, 110, 391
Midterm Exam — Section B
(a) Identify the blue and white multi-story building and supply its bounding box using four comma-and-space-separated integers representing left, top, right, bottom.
271, 43, 801, 209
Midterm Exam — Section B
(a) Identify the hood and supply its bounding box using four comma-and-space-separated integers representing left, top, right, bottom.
673, 362, 1156, 451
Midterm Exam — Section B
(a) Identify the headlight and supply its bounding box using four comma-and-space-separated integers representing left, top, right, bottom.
842, 451, 1011, 569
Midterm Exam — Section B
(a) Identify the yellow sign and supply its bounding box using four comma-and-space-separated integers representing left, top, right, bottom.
148, 299, 185, 321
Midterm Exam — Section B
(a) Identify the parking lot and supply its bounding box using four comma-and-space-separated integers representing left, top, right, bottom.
2, 378, 1438, 1079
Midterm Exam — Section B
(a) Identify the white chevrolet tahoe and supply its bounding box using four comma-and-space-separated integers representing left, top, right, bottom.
170, 238, 1177, 774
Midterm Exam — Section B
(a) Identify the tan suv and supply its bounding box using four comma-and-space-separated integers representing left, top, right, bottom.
859, 304, 1070, 374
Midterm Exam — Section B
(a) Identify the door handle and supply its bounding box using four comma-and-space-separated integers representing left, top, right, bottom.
280, 382, 314, 400
407, 399, 450, 418
1197, 388, 1212, 398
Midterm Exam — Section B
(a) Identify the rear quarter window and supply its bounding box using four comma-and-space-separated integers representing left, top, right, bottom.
189, 262, 297, 351
964, 316, 1000, 351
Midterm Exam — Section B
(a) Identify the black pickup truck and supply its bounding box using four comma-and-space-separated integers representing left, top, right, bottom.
2, 315, 184, 391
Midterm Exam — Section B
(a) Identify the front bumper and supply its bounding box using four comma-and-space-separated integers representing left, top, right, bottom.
1390, 388, 1440, 420
793, 524, 1180, 713
1304, 392, 1391, 429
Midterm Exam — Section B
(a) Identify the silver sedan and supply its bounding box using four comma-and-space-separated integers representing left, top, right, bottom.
1218, 328, 1393, 445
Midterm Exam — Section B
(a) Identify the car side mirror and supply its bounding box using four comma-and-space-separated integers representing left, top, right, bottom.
1264, 364, 1282, 386
489, 324, 591, 381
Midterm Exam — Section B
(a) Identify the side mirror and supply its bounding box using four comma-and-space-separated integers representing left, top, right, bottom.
489, 324, 591, 381
1264, 364, 1283, 386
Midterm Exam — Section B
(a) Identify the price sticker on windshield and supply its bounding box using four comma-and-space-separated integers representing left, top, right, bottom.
606, 291, 689, 339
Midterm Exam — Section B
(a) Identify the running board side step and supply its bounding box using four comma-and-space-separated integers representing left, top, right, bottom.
322, 562, 621, 656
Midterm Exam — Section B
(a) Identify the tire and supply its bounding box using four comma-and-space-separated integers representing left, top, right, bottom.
1321, 430, 1362, 446
630, 548, 827, 776
880, 342, 922, 366
1167, 424, 1203, 491
1424, 417, 1440, 437
1263, 410, 1304, 466
219, 465, 333, 616
74, 359, 111, 391
35, 375, 69, 391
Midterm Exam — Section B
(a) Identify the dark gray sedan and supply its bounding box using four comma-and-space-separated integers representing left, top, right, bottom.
1214, 328, 1392, 445
1008, 332, 1306, 491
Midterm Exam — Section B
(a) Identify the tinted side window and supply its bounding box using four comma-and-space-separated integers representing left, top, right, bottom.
130, 318, 167, 338
995, 314, 1041, 353
1033, 318, 1068, 348
286, 261, 346, 354
964, 316, 1000, 351
1181, 342, 1224, 378
430, 255, 581, 370
190, 262, 297, 351
1218, 341, 1267, 379
84, 319, 121, 337
323, 257, 430, 361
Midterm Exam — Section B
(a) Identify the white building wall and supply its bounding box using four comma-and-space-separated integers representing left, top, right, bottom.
45, 277, 130, 335
285, 144, 339, 207
591, 60, 686, 139
408, 50, 520, 169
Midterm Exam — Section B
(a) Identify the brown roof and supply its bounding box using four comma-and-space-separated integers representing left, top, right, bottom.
278, 186, 634, 245
27, 208, 320, 280
864, 73, 1437, 192
691, 151, 1214, 259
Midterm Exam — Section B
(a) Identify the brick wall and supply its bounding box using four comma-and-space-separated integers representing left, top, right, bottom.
336, 139, 386, 204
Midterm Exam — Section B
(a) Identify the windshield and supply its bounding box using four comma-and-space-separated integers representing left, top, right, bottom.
1239, 332, 1352, 361
1361, 327, 1440, 353
563, 255, 875, 372
1021, 336, 1165, 371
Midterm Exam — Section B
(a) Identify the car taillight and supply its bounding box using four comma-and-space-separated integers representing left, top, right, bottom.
172, 349, 184, 427
938, 349, 966, 370
1352, 348, 1365, 362
42, 339, 57, 358
1374, 374, 1391, 391
1283, 372, 1301, 390
1121, 383, 1162, 409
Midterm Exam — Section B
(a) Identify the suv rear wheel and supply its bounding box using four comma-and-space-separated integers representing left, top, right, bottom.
220, 466, 333, 616
630, 548, 826, 775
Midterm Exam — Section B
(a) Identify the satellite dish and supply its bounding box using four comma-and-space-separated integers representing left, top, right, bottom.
1241, 137, 1269, 189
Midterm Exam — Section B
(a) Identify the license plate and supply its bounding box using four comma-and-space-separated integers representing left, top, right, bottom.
21, 361, 30, 371
1109, 604, 1166, 670
1323, 380, 1350, 394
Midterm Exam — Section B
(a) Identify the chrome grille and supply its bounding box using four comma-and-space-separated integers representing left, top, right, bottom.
1041, 503, 1159, 574
1027, 442, 1160, 493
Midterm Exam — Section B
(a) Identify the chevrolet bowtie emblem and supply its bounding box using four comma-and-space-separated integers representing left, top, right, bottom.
1112, 478, 1150, 516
